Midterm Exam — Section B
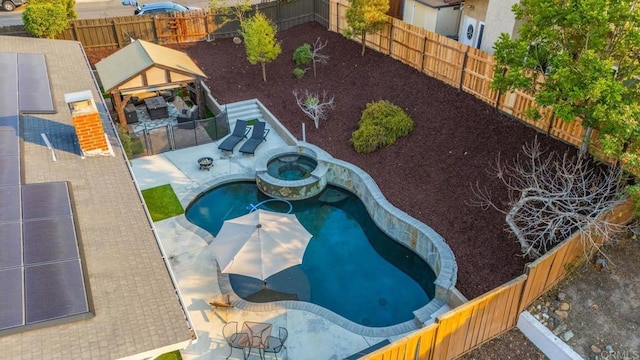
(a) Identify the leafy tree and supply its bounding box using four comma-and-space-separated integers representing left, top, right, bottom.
492, 0, 640, 163
343, 0, 389, 57
22, 2, 68, 39
209, 0, 251, 32
240, 12, 282, 82
30, 0, 77, 20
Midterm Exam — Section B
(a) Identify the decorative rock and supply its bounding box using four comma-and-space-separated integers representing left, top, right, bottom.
553, 324, 567, 335
540, 306, 549, 314
562, 330, 574, 341
605, 345, 613, 352
559, 302, 571, 311
555, 309, 569, 320
557, 292, 567, 301
541, 313, 550, 320
591, 345, 601, 354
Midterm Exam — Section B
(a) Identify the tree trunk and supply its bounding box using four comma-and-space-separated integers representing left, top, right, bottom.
361, 30, 366, 57
262, 62, 267, 82
579, 127, 593, 159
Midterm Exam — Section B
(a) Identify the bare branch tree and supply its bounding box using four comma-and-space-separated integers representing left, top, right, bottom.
470, 137, 629, 259
293, 89, 335, 129
311, 37, 329, 77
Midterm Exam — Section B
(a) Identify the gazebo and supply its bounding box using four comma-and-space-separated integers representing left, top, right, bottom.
95, 39, 207, 128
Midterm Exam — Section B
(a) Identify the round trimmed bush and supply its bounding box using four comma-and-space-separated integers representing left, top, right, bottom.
350, 100, 413, 153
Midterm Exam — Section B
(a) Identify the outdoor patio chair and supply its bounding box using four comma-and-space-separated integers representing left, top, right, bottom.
218, 120, 250, 153
263, 327, 288, 360
222, 321, 249, 360
239, 121, 270, 155
177, 105, 199, 129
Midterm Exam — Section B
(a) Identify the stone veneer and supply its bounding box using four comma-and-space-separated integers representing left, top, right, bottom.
255, 146, 328, 200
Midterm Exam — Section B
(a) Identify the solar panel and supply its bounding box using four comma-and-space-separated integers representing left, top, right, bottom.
0, 53, 92, 335
0, 54, 19, 118
25, 260, 89, 324
0, 268, 24, 330
0, 115, 19, 131
23, 217, 79, 265
0, 222, 22, 270
0, 156, 20, 186
17, 53, 54, 113
22, 182, 72, 220
0, 184, 20, 223
0, 128, 19, 156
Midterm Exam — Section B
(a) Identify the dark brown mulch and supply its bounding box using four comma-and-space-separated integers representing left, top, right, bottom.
86, 22, 572, 300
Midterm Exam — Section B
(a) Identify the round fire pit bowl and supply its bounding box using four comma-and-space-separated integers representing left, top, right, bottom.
198, 157, 213, 171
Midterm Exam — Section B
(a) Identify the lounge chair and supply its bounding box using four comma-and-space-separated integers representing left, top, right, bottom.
218, 120, 250, 153
239, 121, 270, 155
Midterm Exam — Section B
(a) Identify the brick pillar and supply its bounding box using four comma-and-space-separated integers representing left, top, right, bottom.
65, 91, 111, 157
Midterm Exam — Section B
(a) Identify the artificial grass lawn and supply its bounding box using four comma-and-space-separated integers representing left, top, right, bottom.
141, 184, 184, 222
155, 350, 182, 360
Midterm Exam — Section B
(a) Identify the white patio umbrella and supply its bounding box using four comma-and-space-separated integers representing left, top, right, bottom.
210, 209, 313, 281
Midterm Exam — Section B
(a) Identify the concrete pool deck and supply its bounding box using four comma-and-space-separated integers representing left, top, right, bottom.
130, 130, 412, 359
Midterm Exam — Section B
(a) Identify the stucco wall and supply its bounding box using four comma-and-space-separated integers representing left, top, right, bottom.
480, 0, 519, 53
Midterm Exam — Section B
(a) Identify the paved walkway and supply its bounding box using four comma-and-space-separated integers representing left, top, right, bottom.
130, 124, 407, 359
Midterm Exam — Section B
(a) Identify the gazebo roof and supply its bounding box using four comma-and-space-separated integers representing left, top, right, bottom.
95, 39, 206, 94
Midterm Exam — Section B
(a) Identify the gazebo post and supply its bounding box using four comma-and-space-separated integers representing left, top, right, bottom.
195, 79, 205, 119
111, 91, 127, 128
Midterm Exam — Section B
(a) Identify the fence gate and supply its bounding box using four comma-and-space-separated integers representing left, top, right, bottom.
129, 113, 230, 157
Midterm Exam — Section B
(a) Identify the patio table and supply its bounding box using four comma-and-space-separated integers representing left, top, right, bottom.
238, 321, 272, 359
144, 96, 168, 120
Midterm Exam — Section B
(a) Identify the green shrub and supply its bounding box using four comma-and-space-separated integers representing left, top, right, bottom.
293, 67, 306, 78
293, 43, 312, 66
23, 3, 69, 39
350, 100, 413, 153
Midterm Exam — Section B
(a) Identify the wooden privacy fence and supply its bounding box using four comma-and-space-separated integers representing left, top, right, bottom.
364, 199, 633, 360
56, 0, 329, 50
329, 0, 617, 157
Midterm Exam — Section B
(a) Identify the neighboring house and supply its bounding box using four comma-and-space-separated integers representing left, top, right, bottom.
402, 0, 521, 53
402, 0, 463, 39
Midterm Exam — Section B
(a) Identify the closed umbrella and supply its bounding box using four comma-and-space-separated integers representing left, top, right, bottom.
210, 209, 313, 281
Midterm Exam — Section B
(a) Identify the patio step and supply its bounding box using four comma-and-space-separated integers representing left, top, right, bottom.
226, 100, 264, 123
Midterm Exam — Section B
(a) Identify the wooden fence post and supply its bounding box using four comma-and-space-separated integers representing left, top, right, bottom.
494, 67, 507, 109
152, 18, 159, 43
388, 21, 393, 55
420, 35, 427, 72
336, 0, 340, 32
113, 19, 123, 48
458, 49, 468, 90
547, 111, 555, 135
72, 21, 79, 42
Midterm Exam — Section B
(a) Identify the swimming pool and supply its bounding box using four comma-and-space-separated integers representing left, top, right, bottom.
186, 181, 436, 327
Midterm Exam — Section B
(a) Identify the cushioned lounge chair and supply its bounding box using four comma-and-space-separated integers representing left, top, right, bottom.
218, 120, 250, 153
239, 121, 270, 155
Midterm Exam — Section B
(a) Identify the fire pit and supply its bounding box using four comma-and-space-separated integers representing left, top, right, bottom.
198, 157, 213, 171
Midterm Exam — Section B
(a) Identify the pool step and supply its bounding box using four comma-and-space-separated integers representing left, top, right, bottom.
225, 99, 264, 124
413, 298, 449, 327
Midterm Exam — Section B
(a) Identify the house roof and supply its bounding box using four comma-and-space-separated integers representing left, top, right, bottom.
0, 36, 193, 359
95, 39, 206, 94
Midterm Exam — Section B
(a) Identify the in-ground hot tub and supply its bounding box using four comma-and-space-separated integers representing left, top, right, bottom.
256, 146, 328, 200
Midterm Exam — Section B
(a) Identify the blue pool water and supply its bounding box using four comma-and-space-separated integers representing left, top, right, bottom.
186, 182, 436, 327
